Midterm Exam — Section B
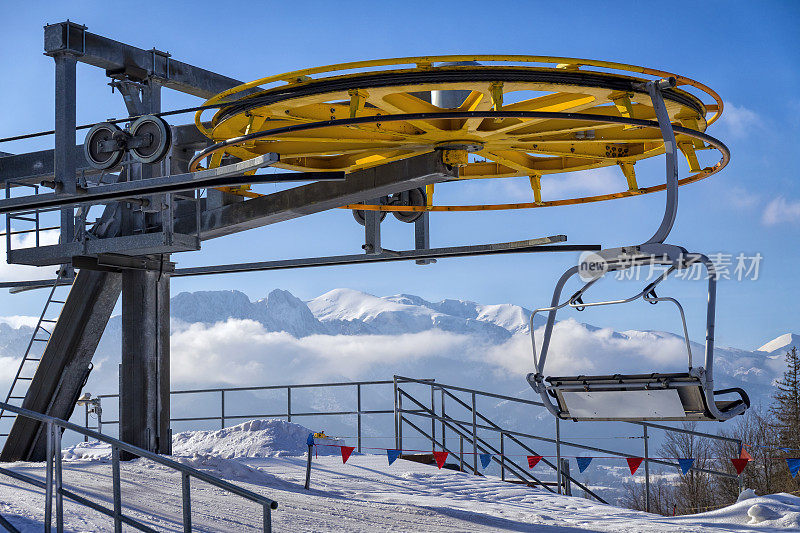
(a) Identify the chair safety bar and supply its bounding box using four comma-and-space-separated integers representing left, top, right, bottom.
527, 251, 748, 422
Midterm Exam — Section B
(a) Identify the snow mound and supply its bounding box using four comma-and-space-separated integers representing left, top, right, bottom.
62, 441, 112, 461
674, 493, 800, 530
171, 419, 344, 458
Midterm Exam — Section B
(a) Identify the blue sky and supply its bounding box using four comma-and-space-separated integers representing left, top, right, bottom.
0, 1, 798, 350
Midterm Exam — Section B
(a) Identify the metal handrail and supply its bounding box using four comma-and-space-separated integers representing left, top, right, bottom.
392, 375, 741, 505
393, 376, 740, 443
0, 400, 277, 532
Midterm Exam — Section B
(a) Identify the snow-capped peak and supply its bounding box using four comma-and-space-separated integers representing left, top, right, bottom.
757, 333, 800, 354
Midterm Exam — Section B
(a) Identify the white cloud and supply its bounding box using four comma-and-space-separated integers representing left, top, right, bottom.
486, 318, 689, 377
540, 167, 624, 199
762, 196, 800, 226
166, 317, 693, 389
723, 185, 761, 210
169, 319, 482, 386
0, 315, 37, 328
0, 230, 60, 282
492, 166, 624, 202
718, 102, 763, 139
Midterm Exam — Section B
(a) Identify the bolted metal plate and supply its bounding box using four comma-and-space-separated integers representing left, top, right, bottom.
561, 389, 686, 419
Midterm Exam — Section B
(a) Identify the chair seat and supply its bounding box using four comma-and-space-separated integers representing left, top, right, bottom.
541, 373, 747, 422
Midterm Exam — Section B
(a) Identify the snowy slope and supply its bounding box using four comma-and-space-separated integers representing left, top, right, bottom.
1, 421, 798, 532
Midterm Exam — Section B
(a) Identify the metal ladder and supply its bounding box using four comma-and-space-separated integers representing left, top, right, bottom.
0, 270, 73, 438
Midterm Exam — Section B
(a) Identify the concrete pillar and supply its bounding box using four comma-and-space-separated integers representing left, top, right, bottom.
120, 267, 171, 457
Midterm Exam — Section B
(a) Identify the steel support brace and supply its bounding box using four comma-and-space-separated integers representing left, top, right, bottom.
53, 52, 77, 245
120, 268, 171, 457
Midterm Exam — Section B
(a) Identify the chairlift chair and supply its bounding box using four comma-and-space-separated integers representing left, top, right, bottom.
526, 244, 750, 422
526, 77, 749, 422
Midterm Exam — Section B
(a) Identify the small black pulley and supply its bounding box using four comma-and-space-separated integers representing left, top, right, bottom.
129, 115, 171, 164
352, 197, 388, 226
389, 187, 426, 223
84, 122, 125, 170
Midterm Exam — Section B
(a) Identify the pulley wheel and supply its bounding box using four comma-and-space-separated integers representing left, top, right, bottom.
390, 188, 426, 223
129, 115, 171, 164
84, 122, 125, 170
352, 205, 387, 226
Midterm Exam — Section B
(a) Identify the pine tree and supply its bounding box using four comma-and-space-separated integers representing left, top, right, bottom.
769, 346, 800, 491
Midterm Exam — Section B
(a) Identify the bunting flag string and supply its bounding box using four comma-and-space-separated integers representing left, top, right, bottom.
576, 457, 592, 473
307, 436, 796, 478
627, 457, 644, 475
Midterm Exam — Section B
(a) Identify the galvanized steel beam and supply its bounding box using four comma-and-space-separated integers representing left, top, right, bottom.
44, 22, 247, 99
175, 151, 458, 240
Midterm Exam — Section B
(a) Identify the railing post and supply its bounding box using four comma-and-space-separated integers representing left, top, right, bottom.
287, 387, 292, 423
263, 503, 272, 533
45, 421, 53, 531
556, 417, 562, 494
221, 390, 225, 429
398, 391, 403, 452
471, 392, 478, 474
500, 432, 505, 481
737, 438, 744, 494
84, 402, 89, 442
357, 384, 362, 454
440, 388, 446, 452
561, 458, 572, 496
181, 472, 191, 532
430, 385, 436, 451
459, 435, 464, 472
111, 445, 122, 533
644, 425, 650, 513
55, 424, 64, 533
393, 377, 399, 450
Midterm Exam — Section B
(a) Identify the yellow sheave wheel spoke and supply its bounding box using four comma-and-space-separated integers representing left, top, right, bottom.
198, 55, 725, 206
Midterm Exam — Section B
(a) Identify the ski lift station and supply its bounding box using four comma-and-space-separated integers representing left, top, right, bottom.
0, 16, 768, 533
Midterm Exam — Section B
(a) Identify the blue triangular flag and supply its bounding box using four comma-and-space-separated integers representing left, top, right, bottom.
306, 433, 315, 446
678, 458, 695, 475
786, 458, 800, 478
576, 457, 592, 473
387, 449, 401, 465
479, 454, 492, 469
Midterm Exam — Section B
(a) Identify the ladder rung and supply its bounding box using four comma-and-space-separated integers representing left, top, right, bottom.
41, 319, 58, 323
16, 377, 33, 381
25, 358, 41, 362
32, 338, 48, 342
8, 396, 26, 399
50, 300, 66, 304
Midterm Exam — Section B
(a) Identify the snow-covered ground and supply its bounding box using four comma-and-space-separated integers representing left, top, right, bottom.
1, 419, 798, 532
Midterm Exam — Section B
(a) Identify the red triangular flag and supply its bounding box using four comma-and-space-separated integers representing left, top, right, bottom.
433, 451, 448, 469
340, 446, 355, 464
739, 447, 753, 461
731, 458, 749, 475
627, 457, 644, 475
527, 455, 542, 468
